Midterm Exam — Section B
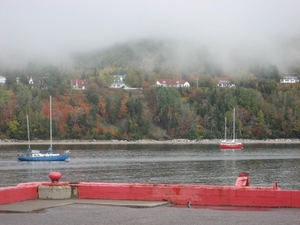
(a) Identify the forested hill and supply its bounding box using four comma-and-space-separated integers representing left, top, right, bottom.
1, 39, 300, 141
71, 39, 248, 76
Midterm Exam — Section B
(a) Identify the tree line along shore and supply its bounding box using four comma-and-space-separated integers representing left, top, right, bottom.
1, 139, 300, 145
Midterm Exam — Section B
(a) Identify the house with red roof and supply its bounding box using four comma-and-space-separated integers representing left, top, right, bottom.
217, 77, 235, 88
71, 79, 87, 90
156, 79, 190, 88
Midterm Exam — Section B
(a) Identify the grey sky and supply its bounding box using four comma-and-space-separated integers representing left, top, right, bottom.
1, 0, 300, 71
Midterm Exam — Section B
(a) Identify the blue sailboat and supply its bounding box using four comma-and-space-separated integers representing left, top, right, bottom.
17, 96, 70, 161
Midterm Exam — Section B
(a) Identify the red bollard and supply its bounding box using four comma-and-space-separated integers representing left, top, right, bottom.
49, 172, 62, 183
235, 173, 250, 187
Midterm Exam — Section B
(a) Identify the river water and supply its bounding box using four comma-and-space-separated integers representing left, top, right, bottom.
0, 143, 299, 190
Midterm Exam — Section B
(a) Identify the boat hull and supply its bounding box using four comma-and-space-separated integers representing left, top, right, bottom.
18, 153, 70, 161
219, 143, 243, 149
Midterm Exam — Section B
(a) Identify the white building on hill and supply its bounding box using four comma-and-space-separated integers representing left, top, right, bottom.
156, 79, 190, 88
280, 74, 299, 84
0, 76, 6, 84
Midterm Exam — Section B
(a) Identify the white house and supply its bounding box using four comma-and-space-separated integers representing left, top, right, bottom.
28, 77, 34, 85
0, 76, 6, 84
156, 79, 190, 88
280, 74, 299, 84
217, 77, 235, 88
109, 75, 126, 88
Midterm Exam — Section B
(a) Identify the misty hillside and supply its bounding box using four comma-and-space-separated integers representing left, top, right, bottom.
71, 39, 300, 78
2, 1, 300, 142
72, 40, 169, 70
3, 1, 300, 72
1, 36, 300, 141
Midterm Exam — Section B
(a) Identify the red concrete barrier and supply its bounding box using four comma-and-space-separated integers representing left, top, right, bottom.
0, 182, 41, 205
75, 182, 300, 208
1, 174, 300, 208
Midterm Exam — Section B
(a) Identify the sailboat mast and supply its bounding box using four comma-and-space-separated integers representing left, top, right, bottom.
233, 108, 236, 141
50, 96, 52, 148
224, 117, 227, 141
27, 115, 30, 149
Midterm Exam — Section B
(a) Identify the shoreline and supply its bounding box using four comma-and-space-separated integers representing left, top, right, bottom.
1, 138, 300, 145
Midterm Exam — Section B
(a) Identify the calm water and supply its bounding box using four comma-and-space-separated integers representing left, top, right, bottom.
0, 143, 300, 190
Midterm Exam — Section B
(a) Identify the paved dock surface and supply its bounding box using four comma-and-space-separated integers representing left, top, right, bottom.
0, 199, 300, 225
0, 199, 168, 213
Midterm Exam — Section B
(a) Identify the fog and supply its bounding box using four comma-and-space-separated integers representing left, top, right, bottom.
1, 0, 300, 72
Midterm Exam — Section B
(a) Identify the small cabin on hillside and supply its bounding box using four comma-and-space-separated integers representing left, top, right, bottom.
217, 77, 235, 88
109, 75, 126, 88
156, 79, 190, 88
28, 77, 34, 88
0, 76, 6, 84
71, 79, 87, 90
280, 74, 299, 84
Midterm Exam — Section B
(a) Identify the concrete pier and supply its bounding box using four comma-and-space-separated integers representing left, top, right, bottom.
38, 185, 71, 199
38, 172, 72, 199
1, 172, 300, 208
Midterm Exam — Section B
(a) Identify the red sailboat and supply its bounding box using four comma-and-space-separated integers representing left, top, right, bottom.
219, 108, 243, 149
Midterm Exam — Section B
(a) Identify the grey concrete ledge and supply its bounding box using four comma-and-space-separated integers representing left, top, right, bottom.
0, 199, 170, 213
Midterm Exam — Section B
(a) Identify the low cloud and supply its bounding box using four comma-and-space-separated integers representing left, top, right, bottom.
1, 0, 299, 72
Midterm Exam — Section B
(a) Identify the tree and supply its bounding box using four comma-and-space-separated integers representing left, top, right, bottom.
7, 119, 20, 138
257, 110, 265, 125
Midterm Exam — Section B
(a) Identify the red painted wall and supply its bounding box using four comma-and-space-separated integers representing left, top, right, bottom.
1, 181, 300, 208
76, 183, 300, 208
0, 182, 41, 205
